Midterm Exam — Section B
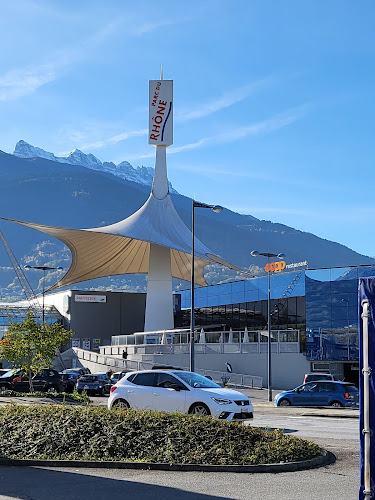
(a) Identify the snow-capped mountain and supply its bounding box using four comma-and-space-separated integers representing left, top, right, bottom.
13, 140, 177, 193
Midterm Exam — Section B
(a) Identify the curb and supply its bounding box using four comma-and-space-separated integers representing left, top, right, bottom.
301, 412, 359, 419
0, 450, 335, 473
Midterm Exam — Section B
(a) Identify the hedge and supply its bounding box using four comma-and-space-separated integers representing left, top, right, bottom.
0, 405, 321, 465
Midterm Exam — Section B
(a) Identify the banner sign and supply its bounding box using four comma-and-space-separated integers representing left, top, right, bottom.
74, 295, 106, 303
265, 261, 286, 273
359, 278, 375, 498
149, 80, 173, 146
71, 339, 80, 348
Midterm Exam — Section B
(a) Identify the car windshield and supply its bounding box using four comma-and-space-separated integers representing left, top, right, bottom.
0, 370, 16, 378
307, 375, 331, 381
173, 371, 220, 389
80, 376, 97, 382
345, 385, 358, 393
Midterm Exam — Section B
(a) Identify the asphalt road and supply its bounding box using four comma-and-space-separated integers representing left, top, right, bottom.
0, 389, 361, 500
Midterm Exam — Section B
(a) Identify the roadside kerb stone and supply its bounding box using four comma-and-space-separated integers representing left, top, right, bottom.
0, 449, 335, 473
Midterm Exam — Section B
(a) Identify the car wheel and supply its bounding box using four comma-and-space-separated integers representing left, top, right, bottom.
188, 403, 211, 416
330, 400, 343, 408
112, 399, 130, 409
47, 386, 59, 394
278, 398, 291, 407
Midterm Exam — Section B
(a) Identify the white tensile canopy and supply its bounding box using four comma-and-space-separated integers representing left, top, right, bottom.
1, 192, 239, 290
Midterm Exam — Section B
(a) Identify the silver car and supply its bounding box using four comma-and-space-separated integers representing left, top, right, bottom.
108, 370, 254, 421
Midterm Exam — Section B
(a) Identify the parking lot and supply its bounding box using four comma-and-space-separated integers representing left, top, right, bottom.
0, 386, 360, 499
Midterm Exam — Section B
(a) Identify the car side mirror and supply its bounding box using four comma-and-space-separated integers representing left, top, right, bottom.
170, 383, 182, 391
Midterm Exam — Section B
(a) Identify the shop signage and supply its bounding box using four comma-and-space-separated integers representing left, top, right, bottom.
149, 79, 173, 146
74, 295, 106, 303
265, 261, 286, 273
285, 260, 308, 269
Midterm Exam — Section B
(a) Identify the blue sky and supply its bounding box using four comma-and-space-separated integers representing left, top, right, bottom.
1, 1, 374, 257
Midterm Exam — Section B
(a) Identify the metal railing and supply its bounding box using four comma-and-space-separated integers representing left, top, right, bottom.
72, 347, 154, 372
196, 369, 263, 389
111, 329, 300, 350
104, 341, 299, 356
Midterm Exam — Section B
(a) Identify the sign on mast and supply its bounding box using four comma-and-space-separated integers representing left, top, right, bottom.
149, 80, 173, 146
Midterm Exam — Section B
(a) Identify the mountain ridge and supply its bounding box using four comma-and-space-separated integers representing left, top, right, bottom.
13, 140, 177, 194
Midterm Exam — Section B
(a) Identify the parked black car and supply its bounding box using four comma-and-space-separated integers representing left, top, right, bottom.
0, 369, 24, 390
61, 372, 81, 393
0, 369, 63, 393
75, 374, 109, 396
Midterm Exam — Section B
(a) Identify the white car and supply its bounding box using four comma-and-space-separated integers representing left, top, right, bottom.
108, 370, 254, 421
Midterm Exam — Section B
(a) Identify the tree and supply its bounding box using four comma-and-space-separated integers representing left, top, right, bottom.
0, 312, 73, 392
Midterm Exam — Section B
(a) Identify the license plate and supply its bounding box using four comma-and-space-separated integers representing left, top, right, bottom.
84, 385, 89, 389
241, 408, 248, 413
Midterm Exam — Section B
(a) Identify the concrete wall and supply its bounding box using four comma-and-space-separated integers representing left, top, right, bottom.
60, 290, 146, 348
137, 352, 310, 390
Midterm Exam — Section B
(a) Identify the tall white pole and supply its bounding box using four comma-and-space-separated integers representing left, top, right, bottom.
190, 201, 195, 372
361, 299, 371, 499
145, 78, 174, 332
267, 256, 272, 402
42, 268, 45, 324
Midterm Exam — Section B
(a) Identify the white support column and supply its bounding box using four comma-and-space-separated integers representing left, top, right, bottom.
152, 146, 169, 200
144, 243, 174, 332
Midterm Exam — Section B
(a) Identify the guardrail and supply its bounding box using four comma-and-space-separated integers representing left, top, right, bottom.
72, 348, 154, 373
109, 342, 299, 355
196, 369, 263, 389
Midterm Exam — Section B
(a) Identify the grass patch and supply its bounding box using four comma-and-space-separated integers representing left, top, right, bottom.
0, 405, 321, 465
0, 390, 91, 404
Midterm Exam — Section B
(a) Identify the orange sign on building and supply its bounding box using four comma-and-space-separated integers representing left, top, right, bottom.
265, 261, 286, 273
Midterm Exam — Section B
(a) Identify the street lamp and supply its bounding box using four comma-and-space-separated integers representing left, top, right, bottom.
341, 298, 350, 360
190, 201, 223, 372
24, 265, 63, 323
250, 250, 286, 402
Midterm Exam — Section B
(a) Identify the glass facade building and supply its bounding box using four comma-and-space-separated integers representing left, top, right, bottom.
175, 265, 375, 365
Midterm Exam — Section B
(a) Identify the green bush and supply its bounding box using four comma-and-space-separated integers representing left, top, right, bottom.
0, 405, 321, 465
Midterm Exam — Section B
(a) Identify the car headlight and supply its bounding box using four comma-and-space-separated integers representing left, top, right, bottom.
211, 397, 232, 405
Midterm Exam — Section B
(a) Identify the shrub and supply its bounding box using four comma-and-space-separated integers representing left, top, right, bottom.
0, 405, 321, 465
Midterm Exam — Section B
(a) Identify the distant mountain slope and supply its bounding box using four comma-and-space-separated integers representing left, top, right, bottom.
13, 140, 177, 193
0, 146, 373, 298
